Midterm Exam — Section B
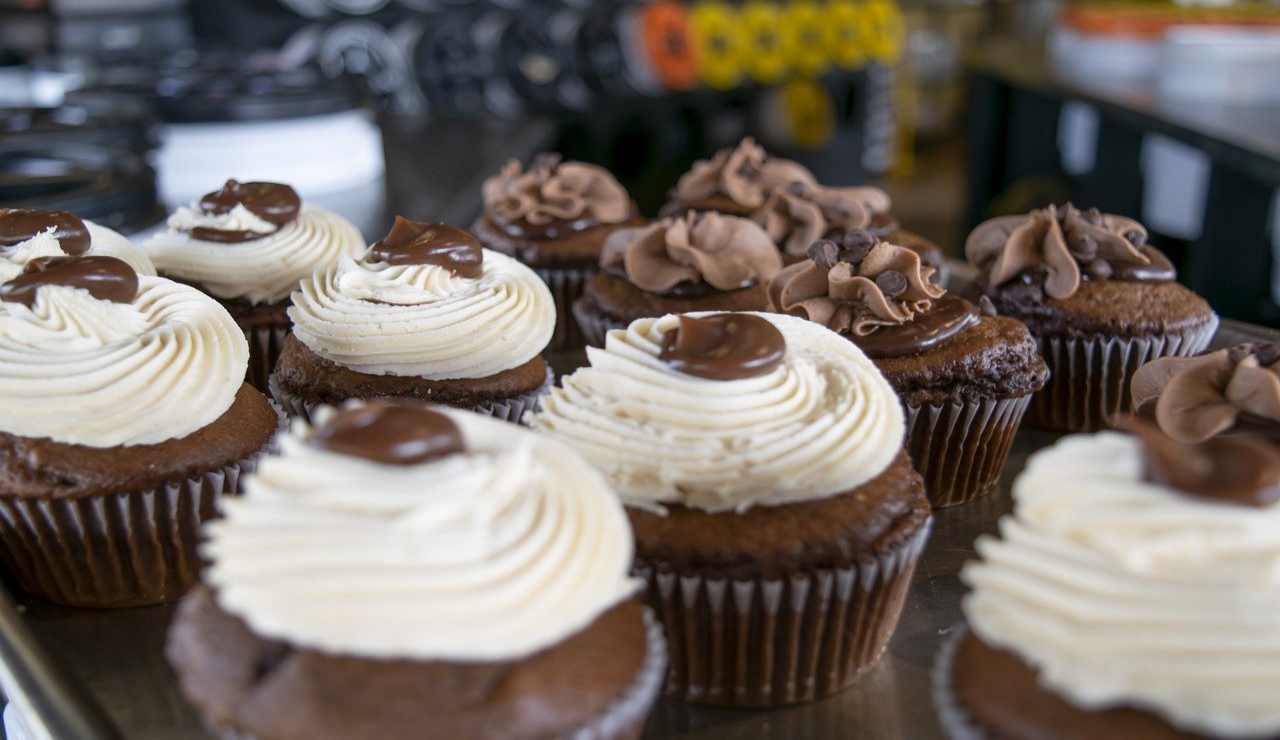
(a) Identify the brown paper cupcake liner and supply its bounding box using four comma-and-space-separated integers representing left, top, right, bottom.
572, 297, 628, 348
931, 625, 989, 740
905, 395, 1033, 509
1028, 317, 1218, 432
0, 406, 283, 609
241, 324, 291, 393
268, 365, 555, 426
637, 520, 931, 708
538, 266, 595, 353
214, 608, 667, 740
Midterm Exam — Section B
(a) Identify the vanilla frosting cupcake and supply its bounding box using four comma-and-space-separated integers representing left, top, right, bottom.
530, 312, 931, 706
938, 430, 1280, 740
270, 218, 555, 424
144, 180, 365, 389
0, 208, 154, 280
167, 402, 665, 740
0, 254, 278, 607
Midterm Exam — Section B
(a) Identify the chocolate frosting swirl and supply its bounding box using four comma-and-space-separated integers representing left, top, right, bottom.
673, 137, 818, 211
482, 156, 630, 240
600, 211, 781, 294
658, 313, 786, 380
0, 255, 138, 308
367, 218, 483, 279
965, 204, 1172, 300
189, 180, 301, 243
1122, 417, 1280, 509
310, 401, 465, 466
0, 209, 89, 256
753, 182, 892, 257
1131, 345, 1280, 444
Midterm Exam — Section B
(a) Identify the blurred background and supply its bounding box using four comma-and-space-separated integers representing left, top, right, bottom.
1, 0, 1278, 323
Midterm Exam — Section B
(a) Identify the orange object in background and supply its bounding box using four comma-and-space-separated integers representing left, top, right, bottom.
641, 2, 700, 91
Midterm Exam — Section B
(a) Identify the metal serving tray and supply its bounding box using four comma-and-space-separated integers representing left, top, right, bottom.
0, 318, 1271, 740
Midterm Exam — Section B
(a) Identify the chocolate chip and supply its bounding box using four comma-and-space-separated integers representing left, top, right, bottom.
737, 162, 759, 179
1070, 235, 1097, 261
1125, 229, 1147, 246
876, 270, 908, 297
1002, 281, 1044, 305
928, 269, 942, 285
978, 295, 998, 317
1229, 344, 1255, 366
532, 152, 562, 171
1086, 258, 1112, 280
1083, 207, 1103, 225
807, 239, 840, 269
1255, 342, 1280, 366
840, 229, 875, 263
785, 181, 810, 197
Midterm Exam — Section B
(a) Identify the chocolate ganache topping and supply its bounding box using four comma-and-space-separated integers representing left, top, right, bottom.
310, 401, 466, 466
367, 217, 484, 278
600, 211, 781, 295
753, 180, 892, 257
658, 313, 786, 381
1131, 344, 1280, 444
0, 255, 138, 308
673, 137, 818, 212
768, 231, 977, 358
188, 180, 301, 243
965, 203, 1174, 300
1123, 416, 1280, 509
0, 209, 90, 256
482, 154, 631, 240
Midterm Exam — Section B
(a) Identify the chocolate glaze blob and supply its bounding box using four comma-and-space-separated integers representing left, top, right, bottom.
0, 255, 139, 308
1123, 417, 1280, 509
0, 209, 90, 256
310, 401, 466, 466
367, 217, 484, 279
191, 180, 301, 243
659, 314, 786, 381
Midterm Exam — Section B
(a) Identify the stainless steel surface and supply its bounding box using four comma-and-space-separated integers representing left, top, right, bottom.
7, 319, 1268, 740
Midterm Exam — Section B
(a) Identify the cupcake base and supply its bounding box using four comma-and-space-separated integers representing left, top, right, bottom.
538, 266, 593, 353
905, 395, 1033, 508
243, 324, 290, 394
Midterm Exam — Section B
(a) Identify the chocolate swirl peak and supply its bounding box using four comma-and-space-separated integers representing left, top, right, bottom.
600, 211, 781, 294
482, 156, 630, 240
1131, 344, 1280, 444
0, 209, 89, 256
367, 218, 483, 278
753, 181, 892, 257
310, 401, 465, 466
674, 137, 818, 211
1123, 416, 1280, 509
965, 203, 1173, 300
0, 255, 138, 308
659, 313, 786, 381
189, 180, 301, 244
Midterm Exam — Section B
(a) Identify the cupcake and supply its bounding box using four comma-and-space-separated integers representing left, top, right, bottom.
471, 154, 643, 351
936, 424, 1280, 739
966, 203, 1218, 432
0, 207, 155, 280
167, 401, 665, 740
0, 254, 277, 607
769, 233, 1048, 507
270, 218, 554, 424
1131, 342, 1280, 442
573, 210, 783, 347
144, 179, 366, 390
530, 312, 932, 706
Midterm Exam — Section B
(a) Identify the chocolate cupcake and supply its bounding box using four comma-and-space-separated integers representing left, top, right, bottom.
168, 402, 665, 740
530, 312, 932, 706
0, 207, 155, 280
936, 423, 1280, 740
471, 154, 643, 351
0, 255, 277, 607
966, 204, 1218, 432
769, 234, 1048, 507
573, 210, 783, 347
144, 180, 366, 390
1131, 342, 1280, 442
270, 218, 554, 424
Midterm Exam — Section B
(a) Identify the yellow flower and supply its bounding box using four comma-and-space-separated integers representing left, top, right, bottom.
690, 2, 746, 90
786, 1, 834, 77
827, 0, 868, 69
864, 0, 905, 63
741, 1, 791, 84
781, 78, 835, 149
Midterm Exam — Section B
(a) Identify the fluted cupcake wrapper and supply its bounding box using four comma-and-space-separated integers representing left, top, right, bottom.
931, 625, 988, 740
572, 296, 628, 349
212, 608, 668, 740
1028, 317, 1218, 432
268, 366, 555, 426
241, 324, 290, 394
0, 406, 283, 609
538, 266, 595, 353
905, 395, 1032, 509
638, 520, 931, 708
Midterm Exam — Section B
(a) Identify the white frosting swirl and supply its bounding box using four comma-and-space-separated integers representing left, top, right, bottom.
288, 248, 554, 379
143, 205, 365, 305
528, 312, 903, 513
205, 406, 640, 661
0, 275, 248, 447
963, 432, 1280, 739
0, 221, 156, 282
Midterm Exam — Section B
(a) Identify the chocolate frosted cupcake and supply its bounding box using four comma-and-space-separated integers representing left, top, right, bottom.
1131, 342, 1280, 443
530, 312, 931, 706
573, 210, 783, 347
936, 424, 1280, 740
144, 180, 365, 390
0, 208, 155, 280
0, 255, 277, 607
168, 402, 665, 740
966, 204, 1218, 432
769, 234, 1048, 507
471, 154, 643, 351
270, 218, 554, 424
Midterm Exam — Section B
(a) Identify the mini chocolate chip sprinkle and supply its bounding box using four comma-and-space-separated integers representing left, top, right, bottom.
1255, 343, 1280, 366
1003, 281, 1044, 304
785, 180, 810, 196
1125, 229, 1147, 246
840, 229, 875, 263
1230, 344, 1255, 366
807, 239, 840, 269
978, 295, 998, 317
1086, 258, 1113, 280
1083, 207, 1103, 225
1071, 235, 1098, 261
738, 162, 759, 178
876, 270, 908, 297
